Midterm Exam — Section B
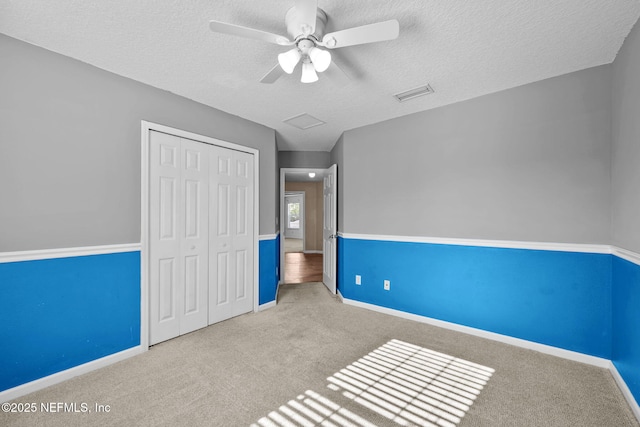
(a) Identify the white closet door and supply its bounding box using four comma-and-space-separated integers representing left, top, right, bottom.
179, 138, 209, 335
209, 146, 254, 324
149, 132, 209, 345
150, 131, 183, 345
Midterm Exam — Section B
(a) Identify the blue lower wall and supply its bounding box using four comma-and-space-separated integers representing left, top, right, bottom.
0, 252, 140, 392
338, 237, 612, 358
0, 236, 281, 393
613, 256, 640, 403
259, 234, 280, 305
3, 237, 638, 408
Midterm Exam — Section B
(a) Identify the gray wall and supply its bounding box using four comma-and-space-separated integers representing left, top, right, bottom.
0, 35, 277, 252
612, 19, 640, 254
278, 151, 331, 169
331, 65, 612, 244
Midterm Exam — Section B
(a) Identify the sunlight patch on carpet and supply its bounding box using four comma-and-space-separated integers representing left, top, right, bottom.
251, 339, 494, 427
327, 339, 494, 426
253, 390, 376, 427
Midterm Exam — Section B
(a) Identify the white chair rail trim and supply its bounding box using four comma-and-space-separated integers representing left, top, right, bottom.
0, 243, 142, 264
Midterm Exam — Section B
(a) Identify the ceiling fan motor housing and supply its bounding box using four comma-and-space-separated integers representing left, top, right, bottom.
285, 7, 327, 40
296, 38, 315, 55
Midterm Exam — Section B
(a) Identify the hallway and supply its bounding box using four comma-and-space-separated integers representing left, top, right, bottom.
284, 252, 322, 284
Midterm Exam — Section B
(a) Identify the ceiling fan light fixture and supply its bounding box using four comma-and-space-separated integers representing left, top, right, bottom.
278, 48, 302, 74
308, 47, 331, 72
301, 61, 318, 83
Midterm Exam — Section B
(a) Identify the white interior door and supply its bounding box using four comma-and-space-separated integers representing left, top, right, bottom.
149, 131, 209, 345
322, 164, 337, 294
149, 131, 181, 345
209, 146, 255, 324
179, 138, 210, 335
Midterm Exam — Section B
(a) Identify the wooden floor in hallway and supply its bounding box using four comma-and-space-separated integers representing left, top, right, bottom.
284, 252, 323, 284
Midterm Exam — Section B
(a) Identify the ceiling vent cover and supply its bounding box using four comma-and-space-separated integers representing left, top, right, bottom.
394, 84, 434, 102
283, 113, 325, 130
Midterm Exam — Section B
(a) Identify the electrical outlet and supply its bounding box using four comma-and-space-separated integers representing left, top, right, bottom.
355, 275, 361, 285
384, 280, 390, 291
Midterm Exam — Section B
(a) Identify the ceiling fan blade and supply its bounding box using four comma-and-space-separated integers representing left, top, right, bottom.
209, 20, 293, 46
322, 20, 399, 49
260, 64, 285, 84
294, 0, 318, 35
324, 60, 350, 87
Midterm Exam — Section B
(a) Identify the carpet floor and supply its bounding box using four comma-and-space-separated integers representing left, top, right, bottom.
1, 282, 637, 427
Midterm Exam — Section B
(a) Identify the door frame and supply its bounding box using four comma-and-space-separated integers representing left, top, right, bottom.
141, 121, 260, 350
279, 167, 329, 286
284, 191, 305, 246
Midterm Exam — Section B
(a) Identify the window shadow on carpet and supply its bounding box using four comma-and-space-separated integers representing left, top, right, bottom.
252, 339, 494, 427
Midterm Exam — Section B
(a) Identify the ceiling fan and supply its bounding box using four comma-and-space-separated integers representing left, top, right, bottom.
209, 0, 399, 84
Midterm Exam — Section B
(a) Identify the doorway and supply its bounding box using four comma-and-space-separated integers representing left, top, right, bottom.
279, 167, 337, 292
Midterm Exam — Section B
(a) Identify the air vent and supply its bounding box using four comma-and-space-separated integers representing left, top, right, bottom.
394, 84, 435, 102
283, 113, 325, 130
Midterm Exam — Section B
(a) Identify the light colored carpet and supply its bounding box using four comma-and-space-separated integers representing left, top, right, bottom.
1, 282, 637, 427
285, 238, 303, 253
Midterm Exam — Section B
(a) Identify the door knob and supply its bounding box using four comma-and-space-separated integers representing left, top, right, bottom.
191, 245, 196, 250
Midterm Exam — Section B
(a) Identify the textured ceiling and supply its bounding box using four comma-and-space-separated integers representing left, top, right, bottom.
1, 1, 639, 151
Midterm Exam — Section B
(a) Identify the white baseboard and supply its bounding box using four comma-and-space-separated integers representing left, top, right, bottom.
609, 361, 640, 420
258, 300, 277, 311
303, 250, 323, 254
0, 345, 145, 403
256, 281, 281, 312
339, 296, 610, 369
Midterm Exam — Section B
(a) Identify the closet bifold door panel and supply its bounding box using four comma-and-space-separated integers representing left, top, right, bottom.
208, 146, 254, 324
148, 127, 256, 346
149, 131, 209, 345
178, 138, 210, 335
